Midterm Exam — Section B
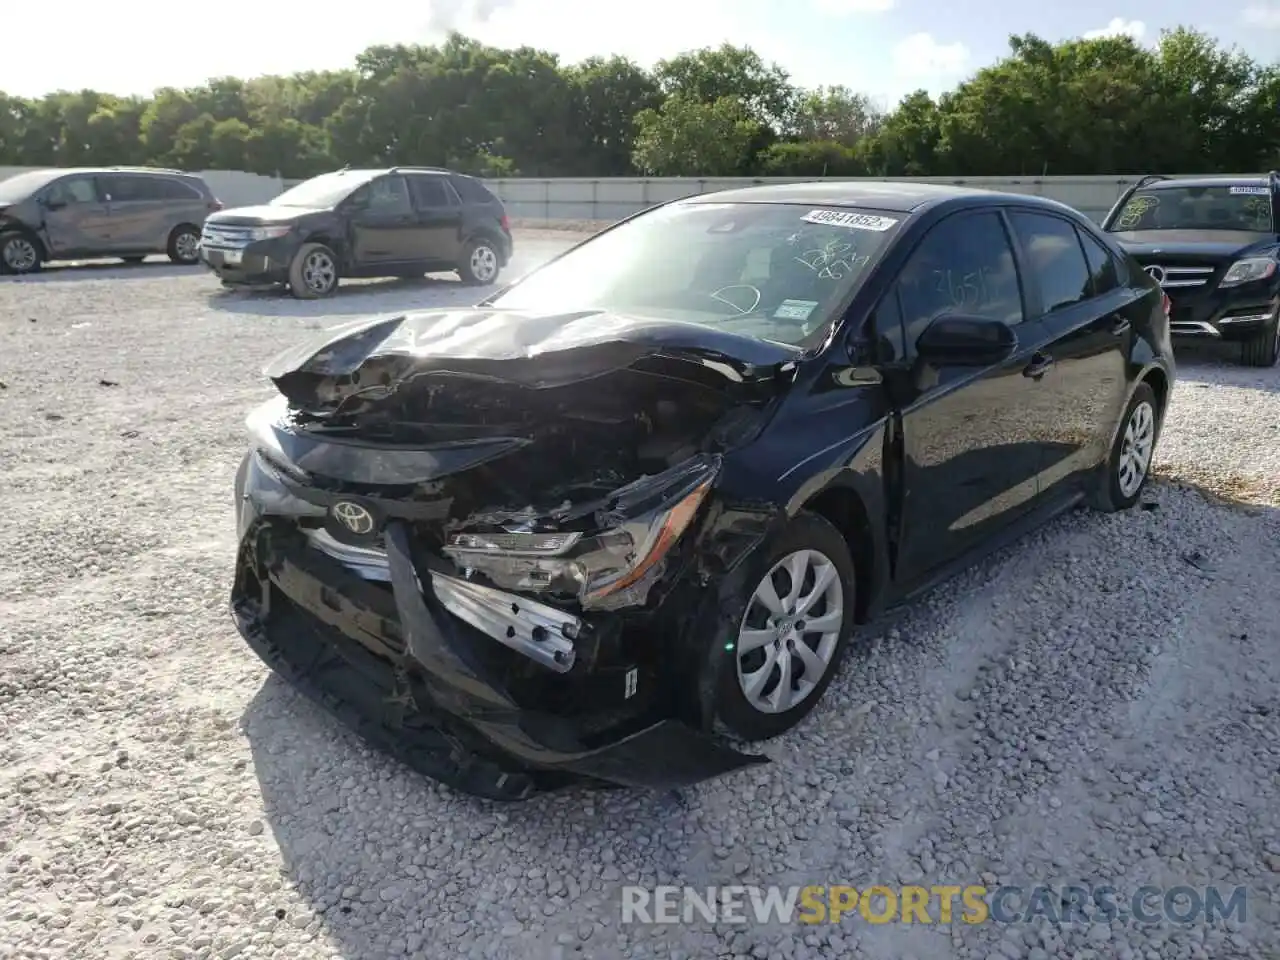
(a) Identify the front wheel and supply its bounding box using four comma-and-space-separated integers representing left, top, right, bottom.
0, 232, 43, 275
1090, 381, 1159, 513
713, 512, 857, 742
287, 242, 340, 299
1239, 312, 1280, 368
457, 238, 501, 286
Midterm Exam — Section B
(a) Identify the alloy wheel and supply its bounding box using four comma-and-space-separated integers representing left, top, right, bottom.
735, 549, 844, 715
303, 250, 336, 293
2, 236, 37, 272
1117, 400, 1155, 499
174, 231, 199, 262
470, 244, 498, 283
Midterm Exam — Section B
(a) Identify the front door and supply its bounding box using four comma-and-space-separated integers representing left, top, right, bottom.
1004, 209, 1133, 501
39, 174, 113, 256
890, 209, 1059, 584
347, 175, 425, 267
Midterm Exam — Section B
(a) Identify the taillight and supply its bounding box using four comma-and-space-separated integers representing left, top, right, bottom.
500, 213, 510, 232
208, 199, 223, 212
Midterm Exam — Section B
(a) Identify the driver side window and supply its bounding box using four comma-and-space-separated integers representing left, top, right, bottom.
46, 176, 98, 205
897, 211, 1024, 349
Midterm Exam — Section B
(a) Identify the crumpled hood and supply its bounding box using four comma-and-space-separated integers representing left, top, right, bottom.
265, 308, 802, 409
1109, 229, 1277, 260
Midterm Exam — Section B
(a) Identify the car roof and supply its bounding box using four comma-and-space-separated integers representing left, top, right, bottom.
1143, 176, 1269, 190
678, 180, 1079, 216
31, 166, 199, 178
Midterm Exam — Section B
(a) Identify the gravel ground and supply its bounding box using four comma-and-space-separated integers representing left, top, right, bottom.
1, 239, 1278, 960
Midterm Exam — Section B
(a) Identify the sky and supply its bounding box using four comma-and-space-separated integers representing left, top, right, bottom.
4, 0, 1279, 109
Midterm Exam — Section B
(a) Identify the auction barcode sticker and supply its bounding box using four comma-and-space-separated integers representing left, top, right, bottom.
801, 209, 899, 231
1228, 186, 1269, 195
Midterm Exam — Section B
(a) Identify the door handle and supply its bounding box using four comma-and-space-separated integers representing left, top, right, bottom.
1022, 352, 1055, 380
1110, 316, 1131, 336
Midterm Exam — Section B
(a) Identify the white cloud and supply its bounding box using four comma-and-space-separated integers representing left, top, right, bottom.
1242, 2, 1280, 26
1082, 17, 1148, 40
811, 0, 895, 13
891, 33, 970, 80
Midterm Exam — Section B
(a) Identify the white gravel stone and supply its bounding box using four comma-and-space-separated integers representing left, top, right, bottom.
1, 247, 1278, 959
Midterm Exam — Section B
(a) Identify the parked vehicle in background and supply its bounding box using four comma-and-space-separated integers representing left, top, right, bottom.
1101, 172, 1280, 367
0, 167, 219, 274
199, 167, 514, 299
230, 182, 1174, 800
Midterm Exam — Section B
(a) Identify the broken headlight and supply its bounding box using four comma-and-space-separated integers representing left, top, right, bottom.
443, 455, 720, 611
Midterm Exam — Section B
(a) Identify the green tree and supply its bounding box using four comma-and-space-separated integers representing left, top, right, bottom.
632, 94, 761, 176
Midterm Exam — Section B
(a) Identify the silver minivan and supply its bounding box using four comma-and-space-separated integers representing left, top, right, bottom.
0, 167, 221, 274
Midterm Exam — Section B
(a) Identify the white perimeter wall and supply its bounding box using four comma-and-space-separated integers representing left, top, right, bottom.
2, 168, 1266, 223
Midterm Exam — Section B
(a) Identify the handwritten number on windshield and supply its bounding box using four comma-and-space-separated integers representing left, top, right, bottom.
794, 240, 871, 280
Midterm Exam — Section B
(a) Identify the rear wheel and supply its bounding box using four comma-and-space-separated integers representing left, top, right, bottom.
1239, 311, 1280, 368
1090, 381, 1158, 513
0, 231, 43, 275
457, 237, 501, 286
167, 225, 201, 265
287, 242, 340, 299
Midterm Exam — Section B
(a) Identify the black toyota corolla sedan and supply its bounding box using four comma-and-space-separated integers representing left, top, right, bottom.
231, 182, 1175, 800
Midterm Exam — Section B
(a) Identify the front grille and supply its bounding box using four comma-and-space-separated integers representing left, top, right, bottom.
200, 224, 256, 249
1142, 263, 1217, 290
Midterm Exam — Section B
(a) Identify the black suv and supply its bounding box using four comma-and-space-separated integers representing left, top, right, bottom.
1101, 172, 1279, 367
199, 167, 514, 299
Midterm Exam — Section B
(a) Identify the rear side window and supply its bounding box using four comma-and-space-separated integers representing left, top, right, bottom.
99, 175, 165, 202
408, 176, 453, 208
451, 175, 498, 205
1078, 230, 1121, 296
897, 210, 1025, 347
1008, 211, 1091, 314
152, 177, 203, 201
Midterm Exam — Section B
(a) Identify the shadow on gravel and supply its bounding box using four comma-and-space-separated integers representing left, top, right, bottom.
0, 259, 203, 283
242, 676, 692, 958
205, 275, 484, 318
1173, 345, 1280, 394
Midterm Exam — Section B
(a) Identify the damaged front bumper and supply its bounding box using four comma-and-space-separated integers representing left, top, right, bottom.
230, 447, 767, 800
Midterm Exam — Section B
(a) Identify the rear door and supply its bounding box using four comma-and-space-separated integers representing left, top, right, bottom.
39, 174, 113, 255
891, 208, 1060, 583
347, 175, 425, 267
407, 175, 465, 263
1005, 209, 1132, 503
97, 174, 170, 251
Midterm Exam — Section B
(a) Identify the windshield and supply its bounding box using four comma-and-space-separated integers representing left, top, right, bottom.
1109, 185, 1274, 233
488, 201, 902, 347
269, 171, 373, 208
0, 170, 62, 204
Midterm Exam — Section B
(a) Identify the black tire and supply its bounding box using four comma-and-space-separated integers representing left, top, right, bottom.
0, 230, 43, 275
457, 237, 501, 286
287, 242, 340, 299
1239, 311, 1280, 368
1089, 381, 1159, 513
712, 511, 858, 742
166, 224, 201, 265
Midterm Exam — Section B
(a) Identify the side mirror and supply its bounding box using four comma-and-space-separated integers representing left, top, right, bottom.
916, 314, 1016, 366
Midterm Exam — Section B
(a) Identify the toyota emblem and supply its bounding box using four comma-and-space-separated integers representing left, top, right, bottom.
332, 501, 375, 535
1144, 265, 1166, 284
